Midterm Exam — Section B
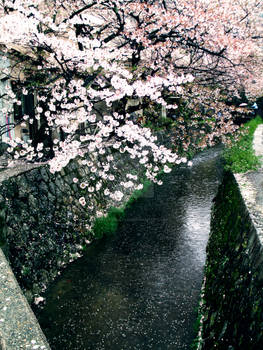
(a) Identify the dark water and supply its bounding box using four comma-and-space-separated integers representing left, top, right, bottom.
36, 147, 223, 350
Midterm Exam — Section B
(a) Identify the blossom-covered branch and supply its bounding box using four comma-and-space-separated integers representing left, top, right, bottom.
0, 0, 262, 219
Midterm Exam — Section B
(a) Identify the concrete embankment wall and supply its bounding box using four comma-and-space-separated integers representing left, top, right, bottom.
199, 170, 263, 349
0, 248, 51, 350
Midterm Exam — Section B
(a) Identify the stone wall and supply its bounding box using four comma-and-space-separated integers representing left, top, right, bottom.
0, 151, 147, 302
199, 170, 263, 349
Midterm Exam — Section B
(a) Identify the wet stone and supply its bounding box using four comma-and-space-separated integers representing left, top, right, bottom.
38, 181, 49, 195
48, 182, 56, 195
47, 192, 56, 203
39, 167, 50, 183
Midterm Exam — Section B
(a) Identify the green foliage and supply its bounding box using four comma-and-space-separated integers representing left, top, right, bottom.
143, 115, 174, 131
191, 306, 203, 350
125, 179, 152, 208
223, 116, 263, 173
93, 207, 125, 238
92, 179, 152, 239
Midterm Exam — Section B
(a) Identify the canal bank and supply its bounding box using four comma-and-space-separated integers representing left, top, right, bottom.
0, 144, 166, 349
198, 124, 263, 349
1, 124, 263, 349
0, 127, 205, 349
35, 146, 224, 350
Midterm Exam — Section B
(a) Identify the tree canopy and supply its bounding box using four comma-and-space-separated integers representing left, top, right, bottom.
0, 0, 262, 202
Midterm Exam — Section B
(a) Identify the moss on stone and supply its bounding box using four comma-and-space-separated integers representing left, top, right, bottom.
200, 171, 263, 349
93, 207, 124, 238
92, 180, 152, 239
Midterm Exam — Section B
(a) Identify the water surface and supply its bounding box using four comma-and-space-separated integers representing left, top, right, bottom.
36, 147, 223, 350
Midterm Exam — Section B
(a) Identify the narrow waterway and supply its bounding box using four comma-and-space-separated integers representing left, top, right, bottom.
36, 147, 223, 350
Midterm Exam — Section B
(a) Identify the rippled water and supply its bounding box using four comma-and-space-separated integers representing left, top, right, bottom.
36, 147, 223, 350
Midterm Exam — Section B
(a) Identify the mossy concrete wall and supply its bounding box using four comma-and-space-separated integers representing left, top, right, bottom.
199, 170, 263, 349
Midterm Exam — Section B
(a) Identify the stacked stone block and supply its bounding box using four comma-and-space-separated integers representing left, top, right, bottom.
0, 152, 146, 302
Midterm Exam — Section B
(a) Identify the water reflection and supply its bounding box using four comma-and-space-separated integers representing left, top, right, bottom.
36, 147, 223, 350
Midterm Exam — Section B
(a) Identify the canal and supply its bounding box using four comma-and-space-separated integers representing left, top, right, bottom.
36, 146, 223, 350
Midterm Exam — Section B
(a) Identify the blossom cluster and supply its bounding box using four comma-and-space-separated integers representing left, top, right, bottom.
0, 0, 262, 229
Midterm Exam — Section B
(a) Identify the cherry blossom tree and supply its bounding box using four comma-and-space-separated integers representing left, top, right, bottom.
0, 0, 262, 219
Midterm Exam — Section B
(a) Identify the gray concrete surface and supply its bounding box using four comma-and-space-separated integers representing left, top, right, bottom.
0, 249, 50, 349
253, 123, 263, 158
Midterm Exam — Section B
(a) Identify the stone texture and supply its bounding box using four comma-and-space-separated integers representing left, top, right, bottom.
0, 134, 173, 349
199, 125, 263, 349
253, 124, 263, 158
0, 151, 148, 303
0, 249, 50, 350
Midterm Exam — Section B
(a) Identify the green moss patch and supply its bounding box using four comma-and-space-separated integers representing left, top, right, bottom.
93, 207, 125, 238
92, 179, 152, 239
200, 171, 263, 349
223, 116, 263, 173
